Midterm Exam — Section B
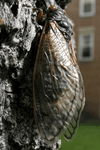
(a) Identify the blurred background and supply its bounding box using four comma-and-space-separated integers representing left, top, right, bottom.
59, 0, 100, 149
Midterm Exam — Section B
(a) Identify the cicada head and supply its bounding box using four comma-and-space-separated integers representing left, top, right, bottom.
49, 5, 57, 11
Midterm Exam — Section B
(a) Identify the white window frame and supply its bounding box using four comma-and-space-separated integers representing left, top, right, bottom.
79, 0, 96, 17
78, 27, 95, 62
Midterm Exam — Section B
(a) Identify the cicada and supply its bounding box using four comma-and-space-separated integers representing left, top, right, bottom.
33, 4, 85, 146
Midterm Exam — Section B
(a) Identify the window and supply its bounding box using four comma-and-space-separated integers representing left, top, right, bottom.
79, 0, 96, 17
78, 27, 95, 62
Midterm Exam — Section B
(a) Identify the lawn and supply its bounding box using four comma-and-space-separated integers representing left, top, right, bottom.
59, 120, 100, 150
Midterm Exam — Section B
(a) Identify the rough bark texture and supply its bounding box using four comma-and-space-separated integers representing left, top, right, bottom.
0, 0, 73, 150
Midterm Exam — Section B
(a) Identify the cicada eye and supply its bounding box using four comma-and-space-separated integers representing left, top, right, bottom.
0, 19, 4, 26
36, 9, 44, 23
49, 5, 57, 11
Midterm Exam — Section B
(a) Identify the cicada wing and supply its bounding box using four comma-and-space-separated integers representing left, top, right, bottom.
33, 21, 85, 146
64, 68, 86, 140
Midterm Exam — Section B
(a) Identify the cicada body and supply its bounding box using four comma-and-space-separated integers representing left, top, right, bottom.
33, 5, 85, 146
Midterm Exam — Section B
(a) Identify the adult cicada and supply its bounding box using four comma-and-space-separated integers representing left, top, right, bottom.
33, 4, 85, 146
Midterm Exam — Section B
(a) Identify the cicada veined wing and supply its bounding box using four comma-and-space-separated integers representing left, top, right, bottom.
33, 5, 85, 146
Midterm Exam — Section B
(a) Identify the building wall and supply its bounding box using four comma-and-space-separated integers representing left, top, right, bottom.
66, 0, 100, 118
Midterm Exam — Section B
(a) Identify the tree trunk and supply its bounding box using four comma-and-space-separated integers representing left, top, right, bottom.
0, 0, 73, 149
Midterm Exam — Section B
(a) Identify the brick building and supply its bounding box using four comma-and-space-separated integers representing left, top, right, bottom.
66, 0, 100, 118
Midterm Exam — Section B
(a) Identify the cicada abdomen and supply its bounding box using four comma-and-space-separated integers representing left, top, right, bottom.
33, 5, 85, 146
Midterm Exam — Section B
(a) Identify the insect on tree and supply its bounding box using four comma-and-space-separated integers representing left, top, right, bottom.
33, 0, 85, 146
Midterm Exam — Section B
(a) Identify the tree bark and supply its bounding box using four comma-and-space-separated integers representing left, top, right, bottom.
0, 0, 73, 149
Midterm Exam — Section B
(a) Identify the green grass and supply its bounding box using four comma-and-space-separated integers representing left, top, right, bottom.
59, 120, 100, 150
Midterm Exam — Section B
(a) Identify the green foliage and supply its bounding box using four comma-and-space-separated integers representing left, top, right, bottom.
59, 120, 100, 150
